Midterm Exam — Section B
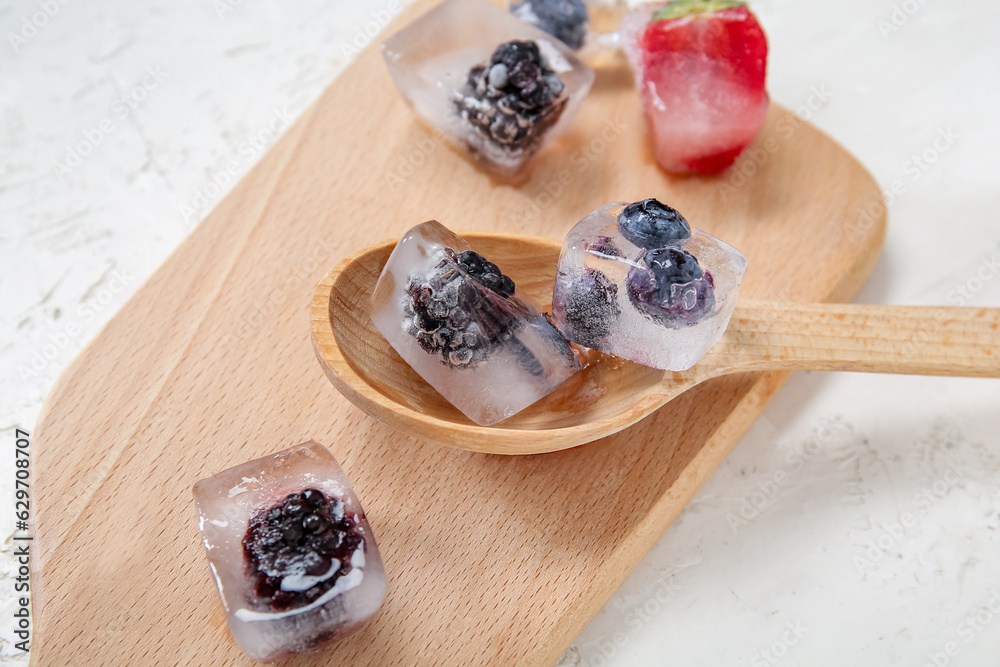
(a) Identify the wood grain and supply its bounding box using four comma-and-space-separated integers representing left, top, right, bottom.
708, 301, 1000, 376
311, 235, 998, 454
30, 0, 886, 663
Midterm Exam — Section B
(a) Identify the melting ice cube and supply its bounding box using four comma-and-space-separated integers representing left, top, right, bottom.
552, 199, 747, 371
370, 221, 582, 425
382, 0, 594, 177
193, 442, 386, 662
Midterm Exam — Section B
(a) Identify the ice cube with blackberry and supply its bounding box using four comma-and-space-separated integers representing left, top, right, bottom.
452, 40, 570, 170
193, 442, 386, 663
552, 199, 747, 371
382, 0, 594, 177
371, 221, 582, 425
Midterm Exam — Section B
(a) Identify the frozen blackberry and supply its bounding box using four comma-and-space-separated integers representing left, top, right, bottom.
455, 249, 516, 297
618, 199, 692, 249
561, 268, 620, 347
402, 248, 523, 369
510, 0, 589, 50
453, 40, 568, 155
242, 489, 365, 613
627, 247, 716, 325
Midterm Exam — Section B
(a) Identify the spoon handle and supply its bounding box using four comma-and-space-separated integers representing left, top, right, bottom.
707, 301, 1000, 378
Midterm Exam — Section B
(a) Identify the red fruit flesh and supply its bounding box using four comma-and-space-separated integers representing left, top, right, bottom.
637, 4, 769, 174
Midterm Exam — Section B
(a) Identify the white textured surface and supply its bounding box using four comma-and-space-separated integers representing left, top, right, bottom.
1, 0, 999, 664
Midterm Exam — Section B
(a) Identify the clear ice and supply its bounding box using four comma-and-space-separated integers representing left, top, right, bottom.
382, 0, 594, 177
370, 221, 582, 425
552, 201, 748, 371
193, 441, 386, 663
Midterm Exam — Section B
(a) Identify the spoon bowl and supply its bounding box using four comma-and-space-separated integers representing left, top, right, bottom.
311, 231, 1000, 455
311, 232, 669, 454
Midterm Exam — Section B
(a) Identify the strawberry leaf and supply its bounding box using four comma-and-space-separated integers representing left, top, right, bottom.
651, 0, 746, 22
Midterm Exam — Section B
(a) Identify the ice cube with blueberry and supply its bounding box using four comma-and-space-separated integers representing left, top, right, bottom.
552, 199, 748, 371
510, 0, 589, 50
620, 1, 770, 174
193, 441, 386, 663
370, 220, 582, 425
382, 0, 594, 177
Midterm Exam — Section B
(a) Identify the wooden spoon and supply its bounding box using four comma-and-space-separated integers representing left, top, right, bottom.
311, 231, 1000, 455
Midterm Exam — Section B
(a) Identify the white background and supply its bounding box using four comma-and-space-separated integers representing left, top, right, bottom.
2, 0, 999, 665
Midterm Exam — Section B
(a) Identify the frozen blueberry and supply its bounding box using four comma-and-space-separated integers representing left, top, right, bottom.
617, 198, 692, 249
627, 247, 716, 325
510, 0, 589, 50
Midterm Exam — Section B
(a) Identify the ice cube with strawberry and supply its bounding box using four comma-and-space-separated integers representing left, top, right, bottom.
621, 0, 769, 174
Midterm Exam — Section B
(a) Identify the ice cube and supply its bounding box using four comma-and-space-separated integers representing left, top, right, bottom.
193, 442, 386, 662
382, 0, 594, 177
552, 200, 747, 371
619, 3, 769, 174
370, 221, 582, 425
510, 0, 589, 50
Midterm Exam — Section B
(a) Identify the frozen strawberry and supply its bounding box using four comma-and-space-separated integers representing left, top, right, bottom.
622, 0, 769, 174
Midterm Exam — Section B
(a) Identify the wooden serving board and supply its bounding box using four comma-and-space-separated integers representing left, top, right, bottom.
30, 1, 886, 664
